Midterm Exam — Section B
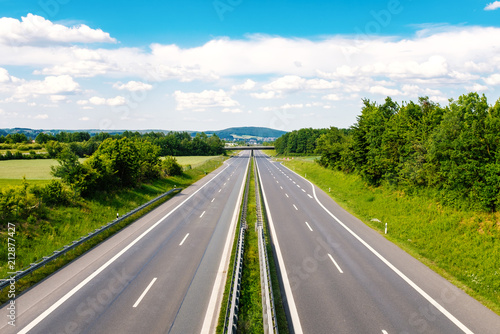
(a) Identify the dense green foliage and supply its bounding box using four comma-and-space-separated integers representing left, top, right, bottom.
2, 130, 225, 160
51, 137, 163, 196
275, 128, 328, 155
303, 93, 500, 211
162, 156, 183, 176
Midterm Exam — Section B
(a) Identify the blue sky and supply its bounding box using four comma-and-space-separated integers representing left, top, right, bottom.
0, 0, 500, 131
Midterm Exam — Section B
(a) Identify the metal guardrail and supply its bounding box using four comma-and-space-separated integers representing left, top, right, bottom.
254, 158, 278, 334
223, 158, 251, 334
0, 187, 181, 290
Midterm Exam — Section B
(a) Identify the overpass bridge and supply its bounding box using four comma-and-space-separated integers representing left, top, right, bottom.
224, 146, 274, 150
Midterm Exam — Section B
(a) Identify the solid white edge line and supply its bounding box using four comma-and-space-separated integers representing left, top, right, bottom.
305, 222, 313, 232
328, 253, 344, 274
281, 163, 474, 334
255, 154, 304, 334
179, 233, 189, 246
200, 154, 251, 334
133, 277, 157, 308
18, 160, 234, 334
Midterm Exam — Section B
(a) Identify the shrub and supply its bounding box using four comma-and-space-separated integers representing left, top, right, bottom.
162, 156, 182, 176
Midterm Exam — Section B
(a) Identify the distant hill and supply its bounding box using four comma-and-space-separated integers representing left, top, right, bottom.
205, 127, 286, 141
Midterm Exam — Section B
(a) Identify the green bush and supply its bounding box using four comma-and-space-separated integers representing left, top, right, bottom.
162, 156, 182, 176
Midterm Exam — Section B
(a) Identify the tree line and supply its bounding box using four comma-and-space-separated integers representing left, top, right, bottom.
277, 92, 500, 211
0, 130, 225, 160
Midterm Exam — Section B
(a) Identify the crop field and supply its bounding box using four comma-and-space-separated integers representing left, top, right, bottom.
0, 156, 223, 186
0, 158, 85, 180
0, 159, 60, 179
170, 156, 221, 167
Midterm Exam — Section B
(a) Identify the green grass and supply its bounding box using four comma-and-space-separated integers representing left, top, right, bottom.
237, 158, 264, 334
0, 156, 225, 186
0, 156, 228, 304
0, 159, 60, 179
0, 158, 85, 180
281, 158, 500, 315
163, 155, 221, 167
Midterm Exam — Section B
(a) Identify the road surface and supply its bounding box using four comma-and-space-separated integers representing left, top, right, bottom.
1, 151, 250, 334
254, 150, 500, 334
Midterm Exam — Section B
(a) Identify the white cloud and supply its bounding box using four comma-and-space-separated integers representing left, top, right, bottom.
232, 79, 256, 91
0, 68, 10, 82
251, 91, 280, 99
323, 93, 342, 101
466, 83, 488, 92
77, 100, 88, 105
173, 89, 239, 110
281, 103, 304, 109
113, 81, 153, 91
5, 75, 80, 101
222, 108, 244, 113
306, 78, 342, 90
34, 114, 48, 119
88, 96, 126, 106
0, 14, 116, 45
263, 75, 306, 93
485, 1, 500, 10
89, 96, 106, 105
484, 74, 500, 85
50, 95, 67, 102
369, 85, 404, 96
79, 117, 90, 121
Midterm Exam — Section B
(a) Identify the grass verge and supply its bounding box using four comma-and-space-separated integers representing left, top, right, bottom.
280, 158, 500, 315
0, 156, 227, 305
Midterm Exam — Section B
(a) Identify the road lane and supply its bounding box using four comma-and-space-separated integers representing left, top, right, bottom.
1, 152, 250, 334
255, 150, 500, 334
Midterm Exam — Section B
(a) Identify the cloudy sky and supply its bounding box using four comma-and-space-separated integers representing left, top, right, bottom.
0, 0, 500, 131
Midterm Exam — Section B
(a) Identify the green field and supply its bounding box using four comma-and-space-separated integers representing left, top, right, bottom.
279, 157, 500, 314
0, 159, 85, 180
171, 156, 221, 167
0, 156, 223, 185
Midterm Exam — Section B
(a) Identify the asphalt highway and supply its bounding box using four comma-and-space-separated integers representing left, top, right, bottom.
1, 151, 251, 334
254, 150, 500, 334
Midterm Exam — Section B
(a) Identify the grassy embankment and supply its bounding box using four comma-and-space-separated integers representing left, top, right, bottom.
0, 155, 227, 304
271, 152, 500, 315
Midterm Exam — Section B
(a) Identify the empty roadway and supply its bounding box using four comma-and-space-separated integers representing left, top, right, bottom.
254, 150, 500, 334
1, 151, 250, 334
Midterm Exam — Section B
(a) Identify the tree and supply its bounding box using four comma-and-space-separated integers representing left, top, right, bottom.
51, 148, 85, 187
45, 140, 65, 158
